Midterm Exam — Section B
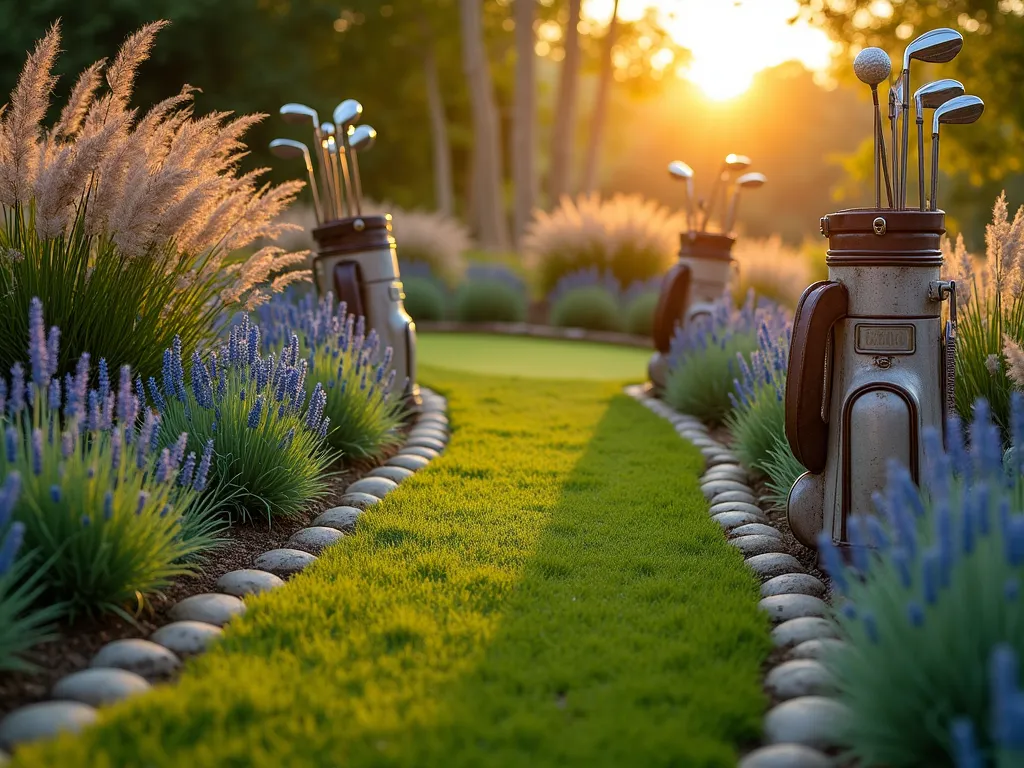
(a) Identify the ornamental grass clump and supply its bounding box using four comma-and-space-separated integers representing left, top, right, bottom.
454, 265, 528, 323
1, 298, 220, 616
0, 22, 309, 382
151, 315, 335, 522
259, 292, 407, 460
818, 396, 1024, 766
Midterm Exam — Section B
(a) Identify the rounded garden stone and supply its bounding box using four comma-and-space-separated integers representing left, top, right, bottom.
254, 548, 317, 576
404, 436, 446, 452
216, 569, 285, 597
709, 501, 766, 518
705, 454, 742, 469
771, 617, 840, 649
746, 553, 806, 581
765, 659, 835, 700
387, 454, 430, 471
699, 445, 731, 457
312, 506, 362, 531
51, 668, 151, 707
702, 467, 748, 483
91, 639, 181, 680
761, 573, 827, 599
730, 535, 787, 558
417, 414, 448, 427
712, 490, 758, 505
764, 696, 848, 749
366, 466, 415, 484
712, 511, 767, 531
702, 480, 751, 500
759, 594, 830, 624
408, 430, 447, 446
169, 593, 245, 627
685, 435, 716, 447
0, 702, 97, 752
337, 491, 382, 509
789, 638, 847, 661
730, 523, 782, 539
150, 621, 224, 656
738, 744, 833, 768
401, 445, 440, 460
346, 476, 399, 499
287, 526, 345, 554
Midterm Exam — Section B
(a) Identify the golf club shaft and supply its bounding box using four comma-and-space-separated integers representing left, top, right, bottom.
337, 145, 355, 218
312, 127, 335, 221
340, 133, 359, 217
329, 145, 344, 219
686, 179, 695, 233
930, 130, 940, 212
350, 149, 363, 217
701, 173, 723, 232
305, 160, 323, 224
725, 193, 740, 233
870, 87, 880, 208
917, 117, 925, 211
319, 139, 339, 221
889, 99, 899, 209
874, 103, 894, 208
900, 69, 910, 209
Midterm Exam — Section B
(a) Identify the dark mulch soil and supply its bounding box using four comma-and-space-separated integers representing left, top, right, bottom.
0, 448, 401, 718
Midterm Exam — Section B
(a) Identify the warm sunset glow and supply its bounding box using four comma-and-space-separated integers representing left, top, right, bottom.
583, 0, 838, 101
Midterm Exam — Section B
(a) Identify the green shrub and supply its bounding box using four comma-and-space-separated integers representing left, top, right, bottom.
403, 276, 448, 322
818, 398, 1024, 766
0, 24, 306, 383
625, 292, 659, 337
151, 317, 335, 523
454, 268, 527, 323
1, 299, 222, 617
549, 285, 623, 332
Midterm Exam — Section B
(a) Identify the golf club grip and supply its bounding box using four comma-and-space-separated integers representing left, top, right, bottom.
332, 261, 365, 318
651, 263, 692, 354
784, 281, 849, 474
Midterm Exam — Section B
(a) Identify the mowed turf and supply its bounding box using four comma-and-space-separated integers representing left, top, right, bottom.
418, 332, 651, 380
13, 365, 770, 767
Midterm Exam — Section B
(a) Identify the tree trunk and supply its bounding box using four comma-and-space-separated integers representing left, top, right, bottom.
422, 34, 455, 216
458, 0, 510, 250
548, 0, 582, 205
581, 0, 619, 194
512, 0, 537, 243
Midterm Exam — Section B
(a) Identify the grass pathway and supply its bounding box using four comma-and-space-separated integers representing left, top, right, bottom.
14, 361, 770, 767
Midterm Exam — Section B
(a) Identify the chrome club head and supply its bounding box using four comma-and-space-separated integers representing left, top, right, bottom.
723, 154, 751, 173
855, 47, 893, 208
280, 103, 320, 129
348, 124, 376, 152
269, 138, 323, 225
333, 100, 363, 132
929, 94, 984, 211
913, 79, 965, 210
724, 172, 766, 232
668, 161, 695, 232
701, 154, 751, 232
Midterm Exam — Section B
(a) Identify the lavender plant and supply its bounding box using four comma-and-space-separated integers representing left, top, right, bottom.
454, 265, 527, 324
259, 292, 407, 460
150, 316, 335, 522
1, 299, 220, 616
0, 473, 63, 671
818, 396, 1024, 766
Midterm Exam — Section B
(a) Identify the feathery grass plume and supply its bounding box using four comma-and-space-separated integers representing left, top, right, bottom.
258, 291, 408, 460
522, 193, 684, 294
731, 235, 816, 310
818, 396, 1024, 766
944, 193, 1024, 436
150, 316, 335, 522
0, 298, 223, 617
0, 22, 308, 382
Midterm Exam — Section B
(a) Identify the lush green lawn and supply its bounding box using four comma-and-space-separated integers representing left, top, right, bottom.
418, 332, 651, 381
14, 363, 769, 767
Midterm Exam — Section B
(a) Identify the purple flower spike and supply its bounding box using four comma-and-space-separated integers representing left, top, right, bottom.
193, 439, 214, 492
30, 428, 43, 476
0, 521, 25, 577
28, 298, 49, 387
247, 395, 264, 429
950, 718, 983, 768
8, 364, 25, 416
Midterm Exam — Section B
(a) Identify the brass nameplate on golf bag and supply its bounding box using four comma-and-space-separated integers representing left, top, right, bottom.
854, 324, 916, 355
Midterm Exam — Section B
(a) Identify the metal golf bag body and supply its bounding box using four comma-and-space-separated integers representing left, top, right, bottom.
648, 231, 736, 391
311, 214, 421, 407
785, 209, 956, 553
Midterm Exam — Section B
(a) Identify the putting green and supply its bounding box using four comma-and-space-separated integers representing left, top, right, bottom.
418, 332, 650, 381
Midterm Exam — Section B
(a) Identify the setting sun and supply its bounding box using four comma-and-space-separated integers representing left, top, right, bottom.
584, 0, 838, 101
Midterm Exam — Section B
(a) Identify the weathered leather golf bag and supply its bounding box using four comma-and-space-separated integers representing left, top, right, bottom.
785, 209, 957, 551
311, 214, 420, 407
648, 231, 736, 391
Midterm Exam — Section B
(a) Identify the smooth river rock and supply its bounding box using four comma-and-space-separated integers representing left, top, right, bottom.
701, 466, 748, 483
730, 535, 787, 558
788, 638, 848, 661
771, 617, 840, 649
739, 744, 833, 768
387, 454, 430, 471
704, 454, 741, 468
404, 436, 446, 452
287, 526, 345, 555
346, 476, 399, 499
401, 446, 440, 461
765, 660, 835, 700
408, 427, 448, 443
366, 465, 415, 484
730, 523, 782, 539
712, 490, 758, 505
701, 480, 751, 500
91, 639, 181, 680
760, 573, 827, 599
254, 548, 317, 576
709, 501, 766, 518
312, 506, 362, 531
746, 553, 806, 581
169, 593, 245, 627
150, 621, 224, 656
51, 668, 151, 707
216, 569, 285, 597
0, 702, 97, 751
764, 696, 848, 749
336, 492, 382, 510
712, 511, 768, 532
759, 594, 830, 624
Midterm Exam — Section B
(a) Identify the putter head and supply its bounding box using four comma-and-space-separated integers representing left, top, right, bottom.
932, 94, 984, 133
904, 27, 963, 68
279, 103, 320, 127
914, 79, 965, 113
667, 161, 694, 180
724, 154, 751, 172
735, 172, 767, 189
269, 138, 309, 161
349, 125, 377, 152
333, 99, 363, 129
320, 122, 336, 137
854, 47, 891, 86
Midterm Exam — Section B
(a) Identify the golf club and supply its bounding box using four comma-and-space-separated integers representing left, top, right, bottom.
320, 122, 347, 219
899, 27, 963, 209
348, 124, 377, 217
269, 138, 323, 225
913, 79, 964, 210
667, 161, 696, 232
701, 154, 751, 232
280, 103, 332, 217
888, 80, 901, 204
930, 94, 984, 212
724, 172, 766, 233
854, 47, 893, 209
333, 100, 363, 214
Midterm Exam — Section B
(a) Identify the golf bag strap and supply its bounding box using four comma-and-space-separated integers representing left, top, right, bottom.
651, 263, 692, 353
333, 261, 365, 319
785, 280, 848, 475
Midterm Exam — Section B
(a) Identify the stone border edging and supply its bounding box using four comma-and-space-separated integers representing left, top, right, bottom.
417, 320, 652, 349
0, 388, 451, 758
626, 384, 847, 768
